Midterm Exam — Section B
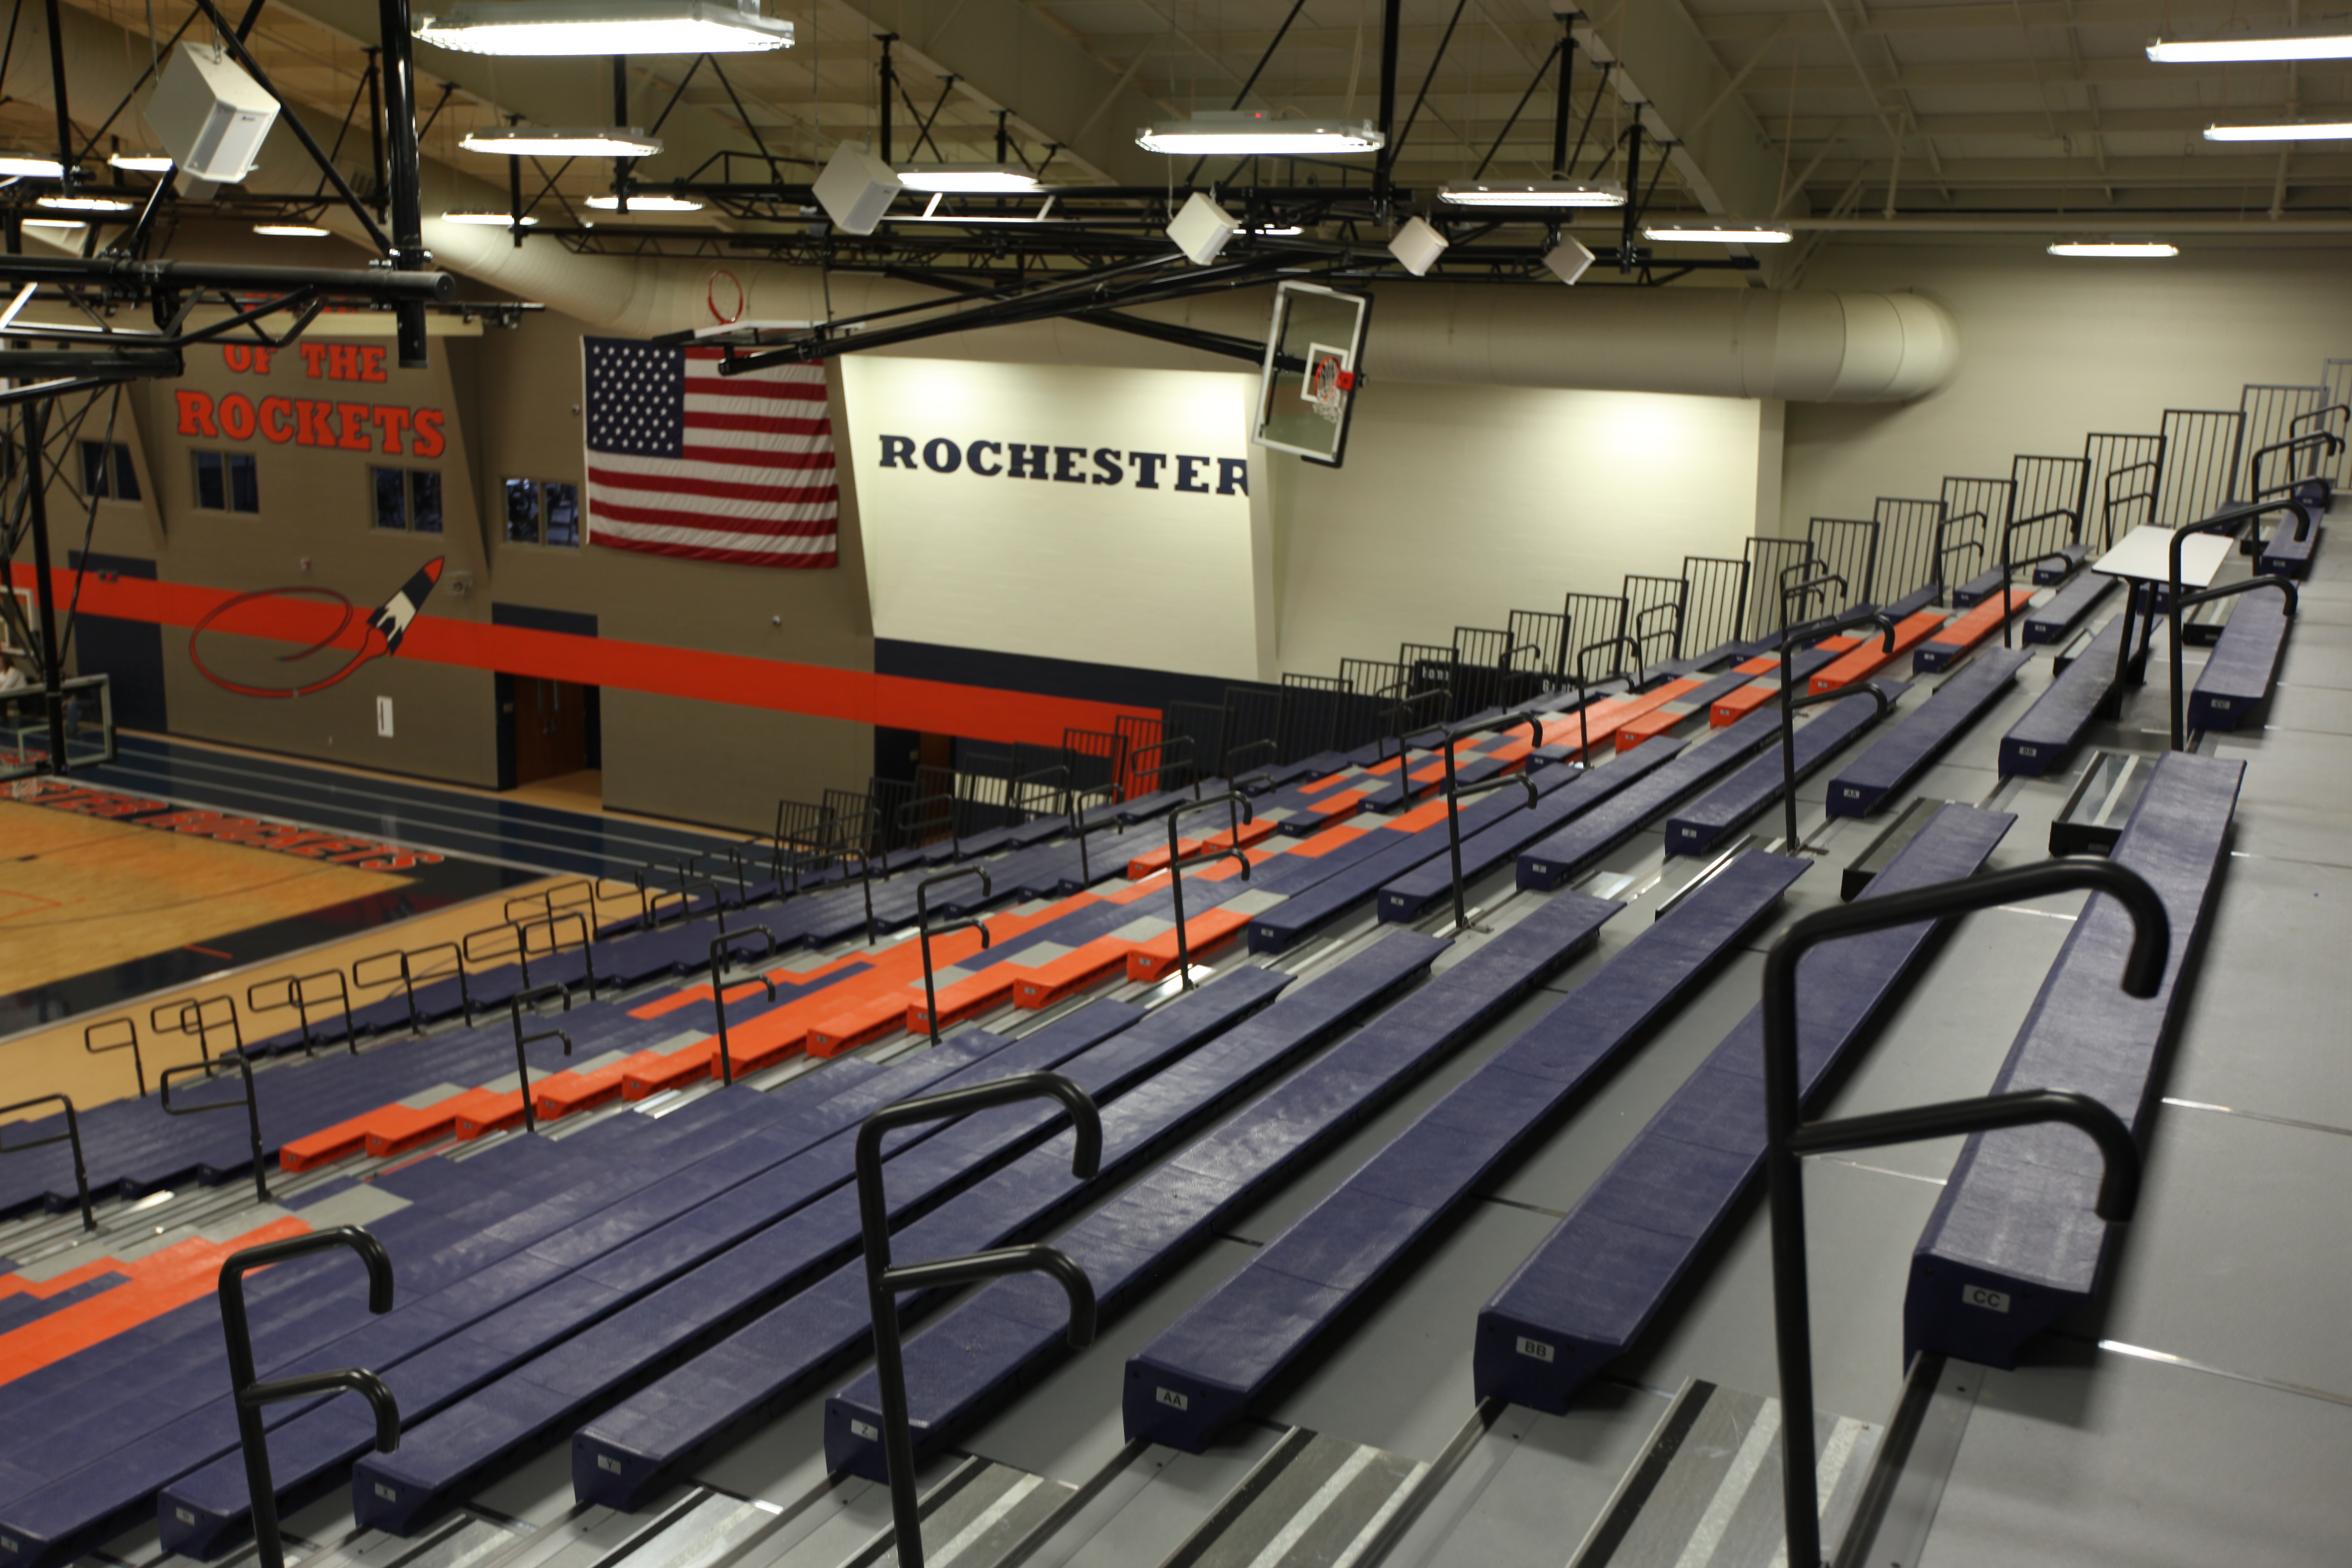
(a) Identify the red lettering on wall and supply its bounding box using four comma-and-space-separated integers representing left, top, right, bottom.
298, 342, 329, 377
370, 406, 412, 454
217, 394, 258, 441
222, 344, 252, 373
359, 346, 387, 382
335, 402, 377, 451
410, 408, 446, 459
254, 346, 274, 374
328, 344, 361, 381
258, 397, 295, 443
174, 391, 219, 437
295, 400, 337, 446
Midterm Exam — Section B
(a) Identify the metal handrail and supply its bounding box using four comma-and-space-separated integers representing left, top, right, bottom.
2000, 508, 2081, 646
150, 994, 242, 1067
1553, 671, 1636, 764
2288, 402, 2349, 436
1165, 792, 1254, 989
161, 1053, 268, 1204
517, 909, 598, 993
245, 970, 357, 1057
1222, 735, 1278, 783
1011, 763, 1073, 823
1573, 634, 1646, 689
2250, 429, 2345, 500
1630, 600, 1684, 663
838, 847, 879, 943
1433, 712, 1542, 934
896, 790, 962, 858
505, 984, 574, 1134
1069, 805, 1126, 889
1761, 858, 2166, 1568
916, 869, 993, 1045
0, 1093, 96, 1230
2102, 463, 2161, 550
1778, 573, 1845, 635
218, 1228, 400, 1568
2169, 577, 2299, 751
1776, 605, 1895, 852
709, 926, 782, 1087
353, 940, 468, 1032
1373, 692, 1448, 764
1127, 736, 1200, 800
1933, 510, 1986, 590
2167, 498, 2308, 748
503, 878, 596, 928
854, 1075, 1100, 1568
84, 1016, 146, 1097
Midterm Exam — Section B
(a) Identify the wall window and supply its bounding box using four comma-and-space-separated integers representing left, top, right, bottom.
193, 450, 259, 513
503, 479, 581, 548
371, 467, 444, 534
79, 441, 139, 502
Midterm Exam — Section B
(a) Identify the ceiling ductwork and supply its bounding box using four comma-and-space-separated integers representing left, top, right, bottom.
424, 219, 1958, 403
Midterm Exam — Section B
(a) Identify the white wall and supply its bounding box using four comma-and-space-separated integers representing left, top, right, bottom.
1779, 242, 2352, 536
1268, 381, 1770, 679
843, 357, 1264, 681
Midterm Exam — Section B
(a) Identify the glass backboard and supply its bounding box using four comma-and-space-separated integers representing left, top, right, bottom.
1255, 281, 1372, 467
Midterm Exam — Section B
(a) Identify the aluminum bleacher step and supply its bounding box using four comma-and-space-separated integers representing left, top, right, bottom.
1912, 591, 2032, 673
1516, 706, 1788, 891
1825, 648, 2032, 818
1663, 684, 1909, 857
2000, 618, 2128, 777
1124, 848, 1808, 1455
2032, 543, 2088, 585
822, 890, 1625, 1478
1905, 751, 2243, 1371
561, 934, 1444, 1518
2187, 585, 2292, 732
1474, 803, 2014, 1414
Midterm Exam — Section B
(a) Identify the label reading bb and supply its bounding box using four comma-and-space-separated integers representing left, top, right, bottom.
1516, 1336, 1555, 1363
374, 1483, 398, 1502
1963, 1284, 2012, 1314
597, 1455, 623, 1474
851, 1418, 879, 1441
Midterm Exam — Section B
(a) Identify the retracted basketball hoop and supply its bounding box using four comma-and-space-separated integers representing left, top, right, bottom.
1255, 281, 1372, 465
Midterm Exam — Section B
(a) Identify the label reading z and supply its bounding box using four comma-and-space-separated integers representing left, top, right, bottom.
1516, 1336, 1555, 1363
1156, 1387, 1189, 1411
851, 1418, 879, 1441
1963, 1284, 2012, 1313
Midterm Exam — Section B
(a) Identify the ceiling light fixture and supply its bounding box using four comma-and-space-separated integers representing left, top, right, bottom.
253, 223, 333, 237
441, 210, 539, 225
2203, 120, 2352, 141
1437, 179, 1626, 209
894, 164, 1042, 193
460, 126, 663, 157
415, 0, 792, 57
106, 152, 175, 173
0, 155, 65, 178
1642, 222, 1793, 243
37, 195, 134, 212
23, 217, 86, 229
2048, 241, 2178, 258
585, 193, 702, 211
1137, 111, 1383, 155
2148, 34, 2352, 63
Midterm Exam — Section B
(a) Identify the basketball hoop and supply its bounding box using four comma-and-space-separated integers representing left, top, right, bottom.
1307, 350, 1354, 426
706, 269, 745, 325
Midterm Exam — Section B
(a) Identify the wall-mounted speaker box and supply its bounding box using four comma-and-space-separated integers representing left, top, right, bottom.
1388, 217, 1449, 277
147, 43, 280, 183
815, 142, 903, 235
1167, 192, 1240, 265
1545, 235, 1597, 286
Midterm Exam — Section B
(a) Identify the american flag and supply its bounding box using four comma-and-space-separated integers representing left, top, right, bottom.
583, 338, 839, 568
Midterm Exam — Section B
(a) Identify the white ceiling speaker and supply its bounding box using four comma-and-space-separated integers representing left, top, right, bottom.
1166, 191, 1240, 265
147, 43, 280, 183
1543, 235, 1596, 286
813, 141, 902, 235
1387, 216, 1448, 277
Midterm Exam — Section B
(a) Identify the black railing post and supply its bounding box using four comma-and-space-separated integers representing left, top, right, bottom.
855, 1075, 1101, 1568
505, 983, 574, 1132
1164, 792, 1254, 989
161, 1052, 268, 1205
219, 1228, 400, 1568
2169, 577, 2299, 751
0, 1093, 97, 1230
1776, 605, 1892, 852
1435, 711, 1542, 934
916, 869, 993, 1045
1761, 859, 2166, 1567
83, 1016, 146, 1097
1554, 671, 1634, 765
2001, 508, 2079, 646
708, 926, 781, 1086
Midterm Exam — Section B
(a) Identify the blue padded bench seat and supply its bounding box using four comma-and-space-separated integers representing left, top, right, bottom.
1663, 684, 1908, 857
1906, 752, 2242, 1369
1949, 568, 2005, 609
2257, 500, 2322, 579
2187, 587, 2293, 733
823, 891, 1629, 1478
560, 936, 1443, 1518
1515, 706, 1789, 891
2000, 619, 2127, 777
1125, 849, 1809, 1452
2022, 573, 2119, 646
1373, 743, 1687, 923
1475, 804, 2014, 1413
2032, 544, 2087, 585
1825, 648, 2032, 818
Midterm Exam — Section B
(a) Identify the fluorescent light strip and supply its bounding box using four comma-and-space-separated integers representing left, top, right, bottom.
895, 165, 1041, 193
1643, 224, 1793, 243
1437, 180, 1625, 209
37, 195, 134, 212
0, 155, 64, 178
441, 210, 539, 225
21, 218, 84, 230
584, 193, 701, 211
2048, 241, 2177, 257
107, 152, 175, 173
254, 224, 332, 237
415, 1, 793, 57
461, 126, 663, 157
1136, 121, 1383, 155
2148, 34, 2352, 63
2204, 121, 2352, 141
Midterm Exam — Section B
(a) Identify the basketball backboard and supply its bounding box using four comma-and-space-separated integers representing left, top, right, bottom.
1255, 281, 1372, 467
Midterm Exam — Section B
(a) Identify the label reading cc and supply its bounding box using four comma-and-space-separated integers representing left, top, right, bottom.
1963, 1284, 2012, 1314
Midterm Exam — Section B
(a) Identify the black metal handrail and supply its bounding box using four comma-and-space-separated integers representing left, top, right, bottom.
838, 846, 879, 943
161, 1053, 268, 1204
708, 926, 782, 1087
2101, 462, 2162, 549
1434, 712, 1542, 934
245, 969, 357, 1057
1778, 572, 1844, 632
1631, 600, 1684, 664
896, 790, 963, 858
1776, 606, 1895, 851
1761, 858, 2166, 1568
2001, 509, 2081, 645
916, 869, 993, 1045
1373, 691, 1448, 764
353, 940, 469, 1032
1223, 735, 1278, 783
2166, 498, 2308, 748
83, 1016, 146, 1097
1553, 671, 1636, 763
2288, 402, 2349, 437
2250, 428, 2345, 500
503, 878, 596, 928
218, 1228, 400, 1568
2169, 576, 2300, 751
1127, 736, 1200, 800
1163, 792, 1253, 990
1574, 634, 1646, 689
150, 994, 242, 1067
854, 1075, 1100, 1568
505, 984, 574, 1134
1070, 804, 1126, 888
1010, 763, 1074, 826
517, 908, 599, 993
1933, 510, 1986, 591
0, 1093, 96, 1230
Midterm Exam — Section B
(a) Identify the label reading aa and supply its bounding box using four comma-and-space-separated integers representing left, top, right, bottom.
1963, 1284, 2012, 1314
1516, 1336, 1555, 1363
1156, 1387, 1189, 1411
